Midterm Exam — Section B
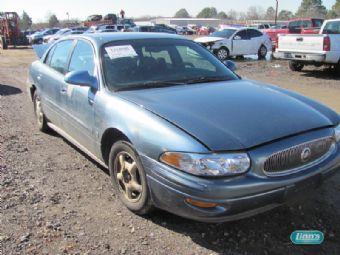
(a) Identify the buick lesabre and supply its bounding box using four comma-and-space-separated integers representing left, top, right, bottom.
29, 33, 340, 222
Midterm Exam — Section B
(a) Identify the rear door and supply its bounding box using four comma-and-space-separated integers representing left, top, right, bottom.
38, 40, 75, 127
247, 29, 264, 54
63, 39, 97, 151
231, 29, 250, 55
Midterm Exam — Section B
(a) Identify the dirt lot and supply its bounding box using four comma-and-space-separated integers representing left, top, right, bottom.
1, 48, 339, 255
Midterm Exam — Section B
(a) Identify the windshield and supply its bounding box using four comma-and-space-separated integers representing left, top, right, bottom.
102, 38, 239, 91
211, 29, 236, 38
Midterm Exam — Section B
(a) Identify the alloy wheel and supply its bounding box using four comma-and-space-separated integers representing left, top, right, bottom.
217, 48, 228, 60
115, 151, 143, 202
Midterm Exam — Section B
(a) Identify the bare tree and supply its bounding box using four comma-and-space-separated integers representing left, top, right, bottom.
247, 6, 265, 20
265, 7, 276, 20
228, 9, 238, 20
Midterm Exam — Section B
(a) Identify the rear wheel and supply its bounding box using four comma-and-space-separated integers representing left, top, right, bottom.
109, 141, 153, 215
335, 63, 340, 76
258, 45, 267, 59
289, 61, 304, 72
216, 47, 229, 61
33, 92, 49, 132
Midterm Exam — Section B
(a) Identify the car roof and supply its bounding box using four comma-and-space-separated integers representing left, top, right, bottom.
64, 32, 186, 48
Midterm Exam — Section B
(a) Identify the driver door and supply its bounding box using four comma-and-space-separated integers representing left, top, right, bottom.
231, 30, 250, 55
62, 39, 98, 152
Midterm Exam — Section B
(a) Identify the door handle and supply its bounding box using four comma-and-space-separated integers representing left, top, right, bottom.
61, 88, 67, 94
88, 97, 94, 105
37, 74, 42, 81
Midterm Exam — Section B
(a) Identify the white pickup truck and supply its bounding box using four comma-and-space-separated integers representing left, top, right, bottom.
274, 19, 340, 74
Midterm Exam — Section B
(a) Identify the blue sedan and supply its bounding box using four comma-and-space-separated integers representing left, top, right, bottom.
28, 33, 340, 222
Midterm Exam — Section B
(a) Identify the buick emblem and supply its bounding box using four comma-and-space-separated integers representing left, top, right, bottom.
301, 147, 312, 162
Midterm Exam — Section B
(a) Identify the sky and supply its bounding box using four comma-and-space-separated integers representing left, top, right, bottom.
2, 0, 337, 22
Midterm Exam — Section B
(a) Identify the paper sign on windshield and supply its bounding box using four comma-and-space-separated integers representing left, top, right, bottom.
105, 45, 138, 59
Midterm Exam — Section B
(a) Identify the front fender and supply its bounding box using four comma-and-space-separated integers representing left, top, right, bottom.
95, 91, 210, 160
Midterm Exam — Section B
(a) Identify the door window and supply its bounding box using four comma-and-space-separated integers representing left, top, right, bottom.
44, 45, 56, 66
234, 30, 248, 40
69, 40, 95, 76
247, 29, 263, 38
49, 40, 74, 74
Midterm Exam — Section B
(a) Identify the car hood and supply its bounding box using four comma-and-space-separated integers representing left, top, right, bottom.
118, 80, 338, 151
194, 36, 224, 44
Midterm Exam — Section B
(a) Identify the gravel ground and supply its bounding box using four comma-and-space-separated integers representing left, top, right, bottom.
0, 48, 339, 255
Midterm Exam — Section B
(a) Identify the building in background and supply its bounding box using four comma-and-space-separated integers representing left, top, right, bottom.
151, 18, 222, 27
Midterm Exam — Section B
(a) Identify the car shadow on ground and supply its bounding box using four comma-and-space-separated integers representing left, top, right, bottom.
300, 69, 340, 81
59, 135, 110, 175
0, 84, 22, 96
145, 190, 338, 254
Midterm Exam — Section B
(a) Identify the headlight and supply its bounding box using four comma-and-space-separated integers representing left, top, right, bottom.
160, 152, 250, 176
335, 124, 340, 142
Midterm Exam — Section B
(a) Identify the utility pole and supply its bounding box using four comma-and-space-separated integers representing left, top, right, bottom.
275, 0, 279, 25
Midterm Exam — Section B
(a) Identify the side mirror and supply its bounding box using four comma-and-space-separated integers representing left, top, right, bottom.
64, 70, 98, 90
234, 35, 241, 40
223, 60, 237, 72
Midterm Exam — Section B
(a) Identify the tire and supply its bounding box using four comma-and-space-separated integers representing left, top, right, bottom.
33, 92, 49, 132
289, 61, 304, 72
1, 36, 8, 50
216, 47, 229, 61
258, 45, 267, 60
335, 64, 340, 76
109, 141, 153, 215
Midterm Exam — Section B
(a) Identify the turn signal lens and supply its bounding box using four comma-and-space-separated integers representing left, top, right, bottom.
185, 198, 218, 208
159, 152, 183, 168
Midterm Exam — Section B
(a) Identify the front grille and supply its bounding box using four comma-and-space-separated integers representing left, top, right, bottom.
264, 136, 335, 175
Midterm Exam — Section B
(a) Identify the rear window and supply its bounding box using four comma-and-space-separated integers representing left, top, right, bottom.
247, 29, 263, 38
323, 21, 340, 34
313, 19, 324, 27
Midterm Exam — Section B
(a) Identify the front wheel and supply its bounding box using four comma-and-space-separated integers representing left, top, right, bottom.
109, 141, 153, 215
216, 47, 229, 61
289, 61, 304, 72
258, 45, 267, 59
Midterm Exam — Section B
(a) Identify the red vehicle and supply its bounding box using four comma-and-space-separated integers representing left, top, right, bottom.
0, 12, 22, 49
263, 18, 324, 50
197, 26, 216, 36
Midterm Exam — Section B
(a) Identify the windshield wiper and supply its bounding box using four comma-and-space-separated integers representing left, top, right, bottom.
178, 76, 232, 84
115, 80, 187, 91
115, 76, 232, 92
